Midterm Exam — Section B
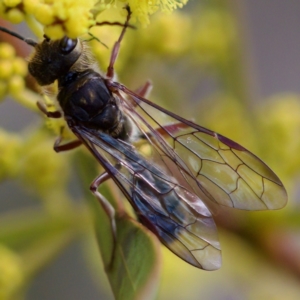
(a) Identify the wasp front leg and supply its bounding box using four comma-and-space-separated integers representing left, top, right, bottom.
106, 5, 132, 79
37, 100, 62, 118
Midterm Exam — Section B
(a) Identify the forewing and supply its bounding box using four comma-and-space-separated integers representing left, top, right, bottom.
114, 84, 287, 210
75, 127, 221, 270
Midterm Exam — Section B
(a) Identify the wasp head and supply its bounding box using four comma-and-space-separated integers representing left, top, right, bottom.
28, 36, 82, 86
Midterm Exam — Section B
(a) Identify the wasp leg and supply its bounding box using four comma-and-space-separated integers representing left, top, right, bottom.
136, 122, 189, 143
134, 80, 153, 103
135, 80, 152, 98
52, 127, 82, 152
90, 172, 116, 239
154, 122, 189, 137
37, 100, 62, 118
106, 5, 132, 79
124, 80, 153, 108
37, 102, 82, 151
54, 136, 82, 152
90, 171, 119, 270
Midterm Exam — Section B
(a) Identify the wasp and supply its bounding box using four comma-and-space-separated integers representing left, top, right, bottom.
0, 7, 287, 270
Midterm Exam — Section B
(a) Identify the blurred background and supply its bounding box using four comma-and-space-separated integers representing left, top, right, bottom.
1, 0, 300, 299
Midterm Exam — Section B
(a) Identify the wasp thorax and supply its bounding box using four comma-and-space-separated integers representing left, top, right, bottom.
28, 36, 82, 86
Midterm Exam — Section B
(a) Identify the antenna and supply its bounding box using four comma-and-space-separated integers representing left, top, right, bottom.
0, 26, 37, 47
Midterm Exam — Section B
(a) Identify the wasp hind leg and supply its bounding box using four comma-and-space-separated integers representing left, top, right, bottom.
90, 171, 119, 270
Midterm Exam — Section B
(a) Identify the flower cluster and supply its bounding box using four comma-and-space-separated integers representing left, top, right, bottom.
125, 0, 188, 25
0, 0, 189, 39
0, 0, 97, 38
0, 0, 25, 23
0, 42, 27, 99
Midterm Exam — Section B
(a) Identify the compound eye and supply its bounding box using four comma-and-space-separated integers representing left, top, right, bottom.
59, 37, 77, 54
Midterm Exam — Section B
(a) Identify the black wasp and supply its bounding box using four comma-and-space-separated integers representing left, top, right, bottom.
0, 7, 287, 270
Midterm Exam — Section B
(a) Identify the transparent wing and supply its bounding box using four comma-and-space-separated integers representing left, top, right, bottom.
74, 126, 221, 270
112, 83, 287, 211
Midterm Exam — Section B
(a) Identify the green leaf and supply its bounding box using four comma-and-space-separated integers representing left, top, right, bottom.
106, 216, 162, 300
76, 151, 162, 300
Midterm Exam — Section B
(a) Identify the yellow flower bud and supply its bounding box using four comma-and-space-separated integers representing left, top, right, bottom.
3, 0, 22, 6
0, 43, 15, 59
5, 8, 25, 23
44, 24, 65, 40
33, 4, 55, 26
0, 60, 13, 79
12, 57, 27, 77
23, 0, 40, 14
8, 74, 25, 95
